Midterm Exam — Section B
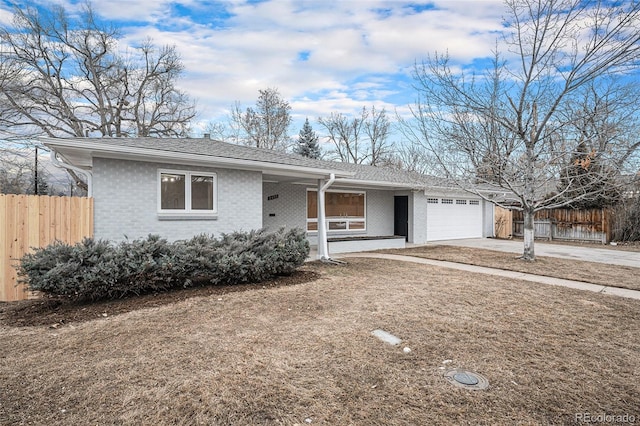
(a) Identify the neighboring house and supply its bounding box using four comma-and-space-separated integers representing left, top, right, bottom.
41, 137, 495, 258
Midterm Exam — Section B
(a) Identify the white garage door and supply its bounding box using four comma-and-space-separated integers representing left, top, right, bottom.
426, 197, 483, 241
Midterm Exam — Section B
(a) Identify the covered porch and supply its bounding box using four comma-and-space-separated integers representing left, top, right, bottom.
262, 172, 421, 259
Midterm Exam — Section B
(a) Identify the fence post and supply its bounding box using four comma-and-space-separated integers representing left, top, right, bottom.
601, 208, 607, 244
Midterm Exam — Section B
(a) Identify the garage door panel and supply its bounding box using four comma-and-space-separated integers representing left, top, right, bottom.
426, 198, 482, 241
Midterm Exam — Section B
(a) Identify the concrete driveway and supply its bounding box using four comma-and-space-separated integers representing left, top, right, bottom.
428, 238, 640, 268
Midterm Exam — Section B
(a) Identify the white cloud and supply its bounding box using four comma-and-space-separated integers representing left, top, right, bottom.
87, 0, 173, 23
0, 4, 13, 26
5, 0, 510, 131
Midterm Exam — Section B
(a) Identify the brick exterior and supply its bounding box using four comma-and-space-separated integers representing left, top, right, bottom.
364, 189, 395, 237
262, 182, 308, 232
46, 137, 492, 248
91, 158, 489, 245
93, 158, 262, 241
411, 191, 429, 244
262, 182, 396, 245
482, 199, 495, 237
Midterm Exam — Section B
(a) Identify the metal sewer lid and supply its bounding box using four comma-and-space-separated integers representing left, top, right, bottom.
444, 369, 489, 390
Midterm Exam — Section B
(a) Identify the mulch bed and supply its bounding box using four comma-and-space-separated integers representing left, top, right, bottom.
0, 269, 319, 328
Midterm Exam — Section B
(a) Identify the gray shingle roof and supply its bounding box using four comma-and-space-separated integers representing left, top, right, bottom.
64, 137, 450, 188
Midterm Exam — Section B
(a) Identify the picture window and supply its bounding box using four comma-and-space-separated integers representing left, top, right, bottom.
158, 169, 217, 217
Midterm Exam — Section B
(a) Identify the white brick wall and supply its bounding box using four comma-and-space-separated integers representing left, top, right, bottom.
93, 158, 262, 242
262, 182, 308, 231
364, 189, 395, 236
411, 191, 429, 244
91, 159, 486, 245
482, 199, 495, 237
262, 182, 396, 245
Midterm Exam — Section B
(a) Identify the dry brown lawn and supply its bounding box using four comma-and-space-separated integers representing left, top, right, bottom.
528, 239, 640, 252
381, 245, 640, 291
1, 258, 639, 425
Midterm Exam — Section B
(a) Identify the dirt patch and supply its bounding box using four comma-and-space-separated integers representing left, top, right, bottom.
380, 245, 640, 291
0, 269, 319, 327
1, 258, 639, 425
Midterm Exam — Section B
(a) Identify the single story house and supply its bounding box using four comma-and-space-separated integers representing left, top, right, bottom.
41, 137, 496, 259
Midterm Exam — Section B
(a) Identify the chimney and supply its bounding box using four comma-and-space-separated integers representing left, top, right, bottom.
203, 133, 210, 139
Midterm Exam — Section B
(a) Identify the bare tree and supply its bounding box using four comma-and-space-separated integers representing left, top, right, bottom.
377, 140, 435, 175
125, 41, 196, 138
202, 121, 228, 140
229, 88, 291, 151
0, 142, 57, 195
0, 155, 32, 194
0, 3, 196, 140
555, 79, 640, 208
364, 106, 392, 166
401, 0, 640, 260
318, 106, 392, 165
318, 111, 364, 163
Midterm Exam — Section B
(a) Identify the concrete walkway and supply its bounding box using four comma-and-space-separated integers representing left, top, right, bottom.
334, 252, 640, 301
428, 238, 640, 268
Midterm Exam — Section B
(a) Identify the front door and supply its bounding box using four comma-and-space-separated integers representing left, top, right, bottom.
394, 196, 409, 241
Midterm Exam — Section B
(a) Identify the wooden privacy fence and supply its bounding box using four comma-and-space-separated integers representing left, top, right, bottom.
0, 194, 93, 301
494, 206, 513, 239
511, 208, 611, 244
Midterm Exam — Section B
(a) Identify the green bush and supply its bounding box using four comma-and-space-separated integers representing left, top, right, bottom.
17, 228, 309, 301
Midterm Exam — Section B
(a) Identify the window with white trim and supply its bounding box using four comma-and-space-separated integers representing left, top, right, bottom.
307, 189, 366, 232
427, 198, 439, 204
158, 169, 217, 217
441, 198, 453, 204
469, 200, 480, 205
456, 199, 467, 205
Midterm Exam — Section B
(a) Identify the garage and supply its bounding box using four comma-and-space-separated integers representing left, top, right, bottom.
425, 197, 483, 241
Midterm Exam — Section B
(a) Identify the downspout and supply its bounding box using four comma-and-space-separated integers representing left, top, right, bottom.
50, 150, 93, 197
317, 173, 335, 260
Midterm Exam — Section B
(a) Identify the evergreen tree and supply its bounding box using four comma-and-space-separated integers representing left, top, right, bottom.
557, 142, 621, 209
30, 173, 50, 196
294, 118, 321, 159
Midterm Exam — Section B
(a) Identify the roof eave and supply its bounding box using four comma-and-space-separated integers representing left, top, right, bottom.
41, 138, 354, 179
334, 178, 425, 190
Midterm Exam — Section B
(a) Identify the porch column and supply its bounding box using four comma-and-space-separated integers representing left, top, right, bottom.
317, 174, 335, 260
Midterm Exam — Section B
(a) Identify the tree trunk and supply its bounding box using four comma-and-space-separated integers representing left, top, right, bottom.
522, 208, 535, 261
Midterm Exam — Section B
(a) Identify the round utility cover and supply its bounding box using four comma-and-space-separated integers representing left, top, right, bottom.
444, 369, 489, 390
453, 371, 479, 385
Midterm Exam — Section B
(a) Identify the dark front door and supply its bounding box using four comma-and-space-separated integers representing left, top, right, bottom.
394, 196, 409, 241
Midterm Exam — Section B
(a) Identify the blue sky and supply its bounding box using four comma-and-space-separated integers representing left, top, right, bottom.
0, 0, 507, 136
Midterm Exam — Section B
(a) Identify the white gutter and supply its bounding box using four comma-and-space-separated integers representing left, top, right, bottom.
317, 173, 335, 260
50, 150, 93, 197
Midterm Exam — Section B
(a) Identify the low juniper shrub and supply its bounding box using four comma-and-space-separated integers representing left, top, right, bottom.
17, 228, 310, 301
